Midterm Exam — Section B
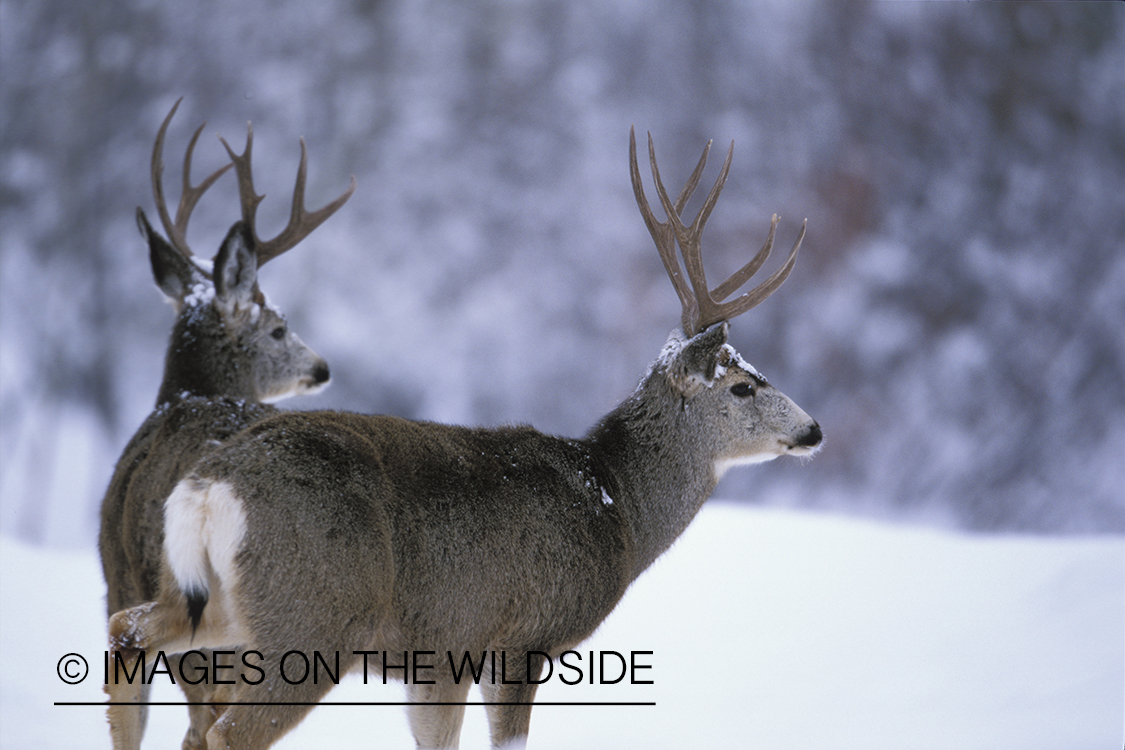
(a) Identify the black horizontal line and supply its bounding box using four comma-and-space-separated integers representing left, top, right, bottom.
58, 701, 655, 707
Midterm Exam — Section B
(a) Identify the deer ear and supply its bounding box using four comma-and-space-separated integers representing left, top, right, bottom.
140, 208, 200, 304
213, 222, 259, 315
668, 322, 730, 397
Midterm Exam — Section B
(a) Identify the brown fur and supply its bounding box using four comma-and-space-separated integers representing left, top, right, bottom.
99, 213, 330, 750
107, 323, 821, 749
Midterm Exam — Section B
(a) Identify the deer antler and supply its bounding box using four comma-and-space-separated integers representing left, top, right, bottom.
629, 127, 806, 337
220, 124, 356, 266
150, 97, 234, 259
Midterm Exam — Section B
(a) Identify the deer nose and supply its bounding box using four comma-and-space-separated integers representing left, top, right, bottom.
796, 422, 822, 448
312, 360, 331, 385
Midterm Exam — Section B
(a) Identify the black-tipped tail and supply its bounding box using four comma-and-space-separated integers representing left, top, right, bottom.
185, 586, 209, 638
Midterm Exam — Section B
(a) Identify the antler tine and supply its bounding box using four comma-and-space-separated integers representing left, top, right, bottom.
671, 136, 711, 217
219, 123, 265, 235
221, 125, 356, 267
259, 138, 357, 265
701, 217, 805, 328
150, 101, 179, 251
151, 97, 233, 258
710, 214, 778, 302
629, 127, 696, 333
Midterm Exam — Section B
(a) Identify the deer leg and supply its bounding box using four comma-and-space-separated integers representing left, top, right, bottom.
481, 651, 546, 750
181, 688, 219, 750
104, 657, 149, 750
405, 679, 473, 749
107, 601, 193, 750
177, 650, 225, 750
204, 647, 359, 750
177, 650, 254, 750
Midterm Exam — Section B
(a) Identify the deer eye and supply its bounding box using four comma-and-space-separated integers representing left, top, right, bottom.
271, 325, 287, 340
730, 382, 755, 398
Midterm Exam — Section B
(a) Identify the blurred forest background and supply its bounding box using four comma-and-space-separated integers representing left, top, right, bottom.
1, 0, 1122, 548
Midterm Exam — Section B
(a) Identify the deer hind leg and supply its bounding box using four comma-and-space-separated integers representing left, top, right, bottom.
177, 650, 229, 750
405, 679, 473, 749
480, 651, 546, 750
202, 647, 360, 750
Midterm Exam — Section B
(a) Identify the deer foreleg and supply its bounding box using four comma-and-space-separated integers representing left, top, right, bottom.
480, 651, 546, 749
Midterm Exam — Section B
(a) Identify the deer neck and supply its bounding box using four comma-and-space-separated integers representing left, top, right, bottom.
587, 373, 720, 581
155, 307, 255, 406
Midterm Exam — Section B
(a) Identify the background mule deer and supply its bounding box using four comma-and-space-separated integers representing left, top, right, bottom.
98, 98, 353, 749
106, 128, 821, 750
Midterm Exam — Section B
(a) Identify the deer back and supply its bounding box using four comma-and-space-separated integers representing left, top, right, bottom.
180, 411, 637, 653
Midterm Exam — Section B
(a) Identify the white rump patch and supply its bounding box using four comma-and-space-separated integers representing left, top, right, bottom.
164, 479, 247, 598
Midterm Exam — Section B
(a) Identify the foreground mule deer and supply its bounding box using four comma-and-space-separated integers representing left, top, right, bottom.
107, 128, 821, 749
98, 98, 353, 748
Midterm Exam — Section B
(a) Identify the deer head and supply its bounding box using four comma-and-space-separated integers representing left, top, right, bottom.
140, 98, 353, 405
625, 126, 819, 463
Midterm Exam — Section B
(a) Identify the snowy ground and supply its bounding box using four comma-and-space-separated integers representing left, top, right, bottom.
1, 503, 1121, 749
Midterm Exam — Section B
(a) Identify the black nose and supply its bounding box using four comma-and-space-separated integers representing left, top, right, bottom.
313, 361, 331, 385
796, 422, 822, 448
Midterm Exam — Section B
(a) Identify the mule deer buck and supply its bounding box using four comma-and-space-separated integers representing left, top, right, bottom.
99, 98, 353, 748
106, 128, 821, 749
